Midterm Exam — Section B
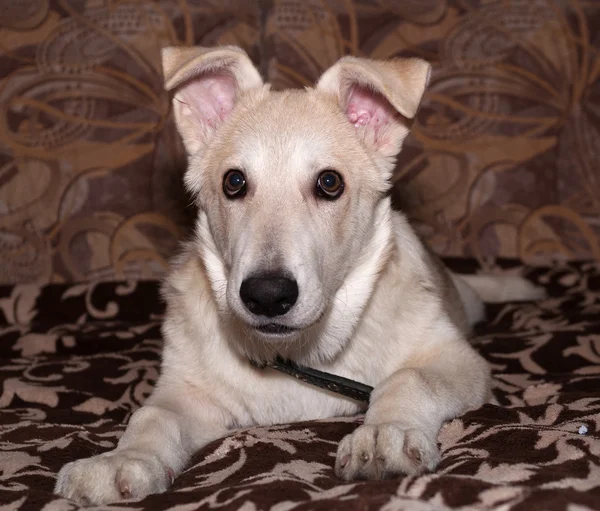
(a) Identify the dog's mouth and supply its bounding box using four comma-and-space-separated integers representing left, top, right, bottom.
250, 308, 327, 338
254, 323, 298, 336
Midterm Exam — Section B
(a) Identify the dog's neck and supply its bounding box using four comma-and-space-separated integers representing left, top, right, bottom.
197, 199, 396, 366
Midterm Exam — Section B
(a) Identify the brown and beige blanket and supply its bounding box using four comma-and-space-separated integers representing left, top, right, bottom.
1, 259, 599, 510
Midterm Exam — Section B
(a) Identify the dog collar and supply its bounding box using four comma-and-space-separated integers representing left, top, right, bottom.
251, 356, 373, 403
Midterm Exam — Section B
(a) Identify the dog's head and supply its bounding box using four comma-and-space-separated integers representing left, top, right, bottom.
163, 46, 430, 360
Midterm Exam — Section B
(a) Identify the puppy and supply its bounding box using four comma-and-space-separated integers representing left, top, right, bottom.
55, 46, 544, 505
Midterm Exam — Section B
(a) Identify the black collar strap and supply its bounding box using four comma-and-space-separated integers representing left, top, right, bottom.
251, 356, 373, 403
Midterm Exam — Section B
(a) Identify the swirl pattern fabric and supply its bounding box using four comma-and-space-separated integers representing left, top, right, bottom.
2, 1, 600, 284
0, 1, 260, 284
3, 3, 600, 508
263, 0, 600, 264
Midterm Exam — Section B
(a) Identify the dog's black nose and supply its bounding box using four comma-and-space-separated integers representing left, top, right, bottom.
240, 274, 299, 317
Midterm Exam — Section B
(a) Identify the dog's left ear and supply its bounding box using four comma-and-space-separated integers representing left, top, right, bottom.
317, 56, 431, 158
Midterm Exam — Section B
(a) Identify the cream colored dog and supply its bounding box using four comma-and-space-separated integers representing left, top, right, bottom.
55, 46, 544, 505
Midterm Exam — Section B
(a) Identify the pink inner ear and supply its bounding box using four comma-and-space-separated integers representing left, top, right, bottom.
177, 73, 237, 129
345, 86, 397, 138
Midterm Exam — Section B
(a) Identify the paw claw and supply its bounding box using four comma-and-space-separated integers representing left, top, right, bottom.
118, 479, 131, 498
405, 446, 422, 464
335, 423, 439, 481
55, 450, 171, 505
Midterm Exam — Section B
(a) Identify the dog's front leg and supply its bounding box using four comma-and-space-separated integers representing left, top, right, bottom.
335, 346, 489, 480
55, 390, 228, 505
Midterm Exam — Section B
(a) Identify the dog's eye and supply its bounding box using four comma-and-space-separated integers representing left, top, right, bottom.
223, 169, 247, 198
316, 170, 344, 200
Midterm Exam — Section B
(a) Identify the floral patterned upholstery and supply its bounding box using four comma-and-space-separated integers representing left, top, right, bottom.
1, 261, 600, 509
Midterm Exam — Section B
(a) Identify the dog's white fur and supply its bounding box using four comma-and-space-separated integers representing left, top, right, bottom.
55, 46, 545, 505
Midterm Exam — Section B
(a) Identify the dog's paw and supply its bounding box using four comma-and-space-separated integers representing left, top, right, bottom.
335, 423, 440, 481
55, 450, 172, 505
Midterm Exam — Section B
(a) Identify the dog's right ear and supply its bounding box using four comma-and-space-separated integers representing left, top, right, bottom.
162, 46, 263, 155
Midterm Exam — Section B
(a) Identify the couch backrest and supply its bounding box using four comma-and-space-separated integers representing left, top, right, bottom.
0, 1, 260, 284
1, 1, 598, 284
264, 0, 600, 266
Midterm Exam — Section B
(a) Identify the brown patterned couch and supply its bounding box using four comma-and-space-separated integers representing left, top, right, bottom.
1, 2, 600, 510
